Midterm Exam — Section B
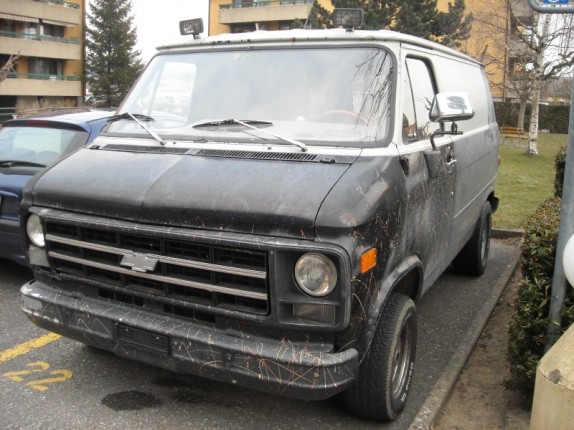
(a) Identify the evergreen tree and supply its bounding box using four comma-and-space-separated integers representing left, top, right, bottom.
306, 1, 332, 29
433, 0, 473, 48
394, 0, 438, 39
327, 0, 472, 48
331, 0, 399, 30
86, 0, 143, 107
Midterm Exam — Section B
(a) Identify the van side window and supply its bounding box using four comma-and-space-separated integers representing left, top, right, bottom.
402, 58, 441, 143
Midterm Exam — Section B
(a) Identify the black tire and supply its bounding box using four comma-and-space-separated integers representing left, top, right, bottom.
342, 293, 417, 422
453, 201, 492, 276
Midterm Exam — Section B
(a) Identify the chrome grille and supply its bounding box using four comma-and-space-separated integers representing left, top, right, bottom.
44, 221, 269, 315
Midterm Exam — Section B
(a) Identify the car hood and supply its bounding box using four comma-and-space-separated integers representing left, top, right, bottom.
28, 147, 356, 239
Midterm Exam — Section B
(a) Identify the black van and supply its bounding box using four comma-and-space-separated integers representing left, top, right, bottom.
20, 20, 499, 422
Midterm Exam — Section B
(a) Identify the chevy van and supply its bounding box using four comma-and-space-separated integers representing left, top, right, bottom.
20, 17, 498, 422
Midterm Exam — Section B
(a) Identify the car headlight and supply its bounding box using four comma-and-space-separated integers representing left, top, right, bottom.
294, 253, 337, 297
27, 214, 45, 248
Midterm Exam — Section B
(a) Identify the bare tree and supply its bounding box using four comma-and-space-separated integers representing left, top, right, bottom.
0, 52, 19, 83
471, 0, 574, 155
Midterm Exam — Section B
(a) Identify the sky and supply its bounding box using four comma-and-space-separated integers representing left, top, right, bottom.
129, 0, 209, 62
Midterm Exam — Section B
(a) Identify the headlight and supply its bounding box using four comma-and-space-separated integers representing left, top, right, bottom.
26, 214, 45, 248
294, 253, 337, 297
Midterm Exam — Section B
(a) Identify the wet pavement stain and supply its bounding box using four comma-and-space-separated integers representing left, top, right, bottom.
101, 390, 163, 411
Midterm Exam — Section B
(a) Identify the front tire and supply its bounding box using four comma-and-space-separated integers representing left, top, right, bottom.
453, 201, 492, 276
342, 293, 417, 422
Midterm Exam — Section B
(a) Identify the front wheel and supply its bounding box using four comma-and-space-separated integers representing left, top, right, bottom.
342, 293, 417, 422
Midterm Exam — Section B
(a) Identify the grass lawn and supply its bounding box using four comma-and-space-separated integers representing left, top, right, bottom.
494, 133, 567, 230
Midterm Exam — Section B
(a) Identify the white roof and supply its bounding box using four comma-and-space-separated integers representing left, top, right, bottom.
156, 28, 481, 66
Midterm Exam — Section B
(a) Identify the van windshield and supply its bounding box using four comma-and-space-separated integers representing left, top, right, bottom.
109, 47, 394, 147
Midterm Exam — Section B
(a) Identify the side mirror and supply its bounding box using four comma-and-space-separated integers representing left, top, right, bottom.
429, 92, 474, 123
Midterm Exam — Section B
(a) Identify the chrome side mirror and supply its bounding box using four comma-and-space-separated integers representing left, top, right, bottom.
429, 92, 474, 123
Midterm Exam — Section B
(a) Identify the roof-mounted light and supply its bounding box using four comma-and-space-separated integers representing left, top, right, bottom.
331, 8, 364, 31
180, 18, 204, 38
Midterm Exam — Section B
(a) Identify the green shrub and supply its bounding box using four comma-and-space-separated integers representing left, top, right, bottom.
519, 198, 561, 281
554, 146, 566, 198
507, 276, 551, 400
506, 196, 574, 403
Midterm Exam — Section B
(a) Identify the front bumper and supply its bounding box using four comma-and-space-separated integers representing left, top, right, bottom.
21, 279, 359, 400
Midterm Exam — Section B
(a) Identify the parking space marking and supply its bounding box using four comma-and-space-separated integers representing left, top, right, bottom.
0, 332, 61, 364
4, 361, 73, 391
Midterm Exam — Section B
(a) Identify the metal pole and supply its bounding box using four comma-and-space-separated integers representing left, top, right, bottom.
545, 74, 574, 351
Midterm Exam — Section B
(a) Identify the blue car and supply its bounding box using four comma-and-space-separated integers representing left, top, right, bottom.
0, 109, 113, 265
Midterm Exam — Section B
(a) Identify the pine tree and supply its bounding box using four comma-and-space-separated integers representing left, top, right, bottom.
86, 0, 143, 107
433, 0, 473, 48
394, 0, 438, 39
306, 1, 332, 29
331, 0, 399, 30
327, 0, 472, 48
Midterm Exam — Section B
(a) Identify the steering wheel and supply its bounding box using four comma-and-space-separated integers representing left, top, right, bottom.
316, 110, 368, 124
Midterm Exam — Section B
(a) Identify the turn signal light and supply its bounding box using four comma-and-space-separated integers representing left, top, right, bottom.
360, 248, 377, 274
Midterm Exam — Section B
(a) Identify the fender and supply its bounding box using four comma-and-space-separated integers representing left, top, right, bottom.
355, 255, 423, 360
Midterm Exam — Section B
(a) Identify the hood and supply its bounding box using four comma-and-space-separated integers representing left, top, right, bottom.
28, 147, 355, 239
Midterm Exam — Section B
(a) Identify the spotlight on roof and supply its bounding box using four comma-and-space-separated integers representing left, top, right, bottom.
179, 18, 204, 38
331, 8, 364, 31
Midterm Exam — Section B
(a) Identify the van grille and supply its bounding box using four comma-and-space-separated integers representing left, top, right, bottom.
44, 221, 269, 316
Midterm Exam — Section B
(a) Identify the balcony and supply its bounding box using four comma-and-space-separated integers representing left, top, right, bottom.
1, 0, 81, 26
0, 31, 81, 60
0, 74, 81, 97
219, 0, 314, 24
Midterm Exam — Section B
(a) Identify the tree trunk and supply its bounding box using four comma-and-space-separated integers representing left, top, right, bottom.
527, 86, 540, 155
517, 97, 527, 130
527, 14, 551, 157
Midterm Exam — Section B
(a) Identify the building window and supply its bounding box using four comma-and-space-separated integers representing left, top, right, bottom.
23, 23, 39, 39
28, 58, 63, 79
231, 23, 268, 32
42, 24, 64, 39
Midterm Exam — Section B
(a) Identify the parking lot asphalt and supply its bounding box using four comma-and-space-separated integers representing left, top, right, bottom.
0, 237, 520, 429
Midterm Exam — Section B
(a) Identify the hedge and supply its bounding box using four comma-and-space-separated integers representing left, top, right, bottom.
494, 102, 570, 134
505, 148, 574, 404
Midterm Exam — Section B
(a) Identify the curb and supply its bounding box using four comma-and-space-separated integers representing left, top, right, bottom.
408, 240, 522, 430
492, 228, 524, 239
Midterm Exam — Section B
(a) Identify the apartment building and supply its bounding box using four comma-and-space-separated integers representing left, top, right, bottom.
208, 0, 332, 34
0, 0, 84, 113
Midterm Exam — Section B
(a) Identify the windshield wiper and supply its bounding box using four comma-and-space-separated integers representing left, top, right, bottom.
0, 160, 47, 168
108, 112, 166, 146
193, 119, 308, 152
107, 113, 154, 123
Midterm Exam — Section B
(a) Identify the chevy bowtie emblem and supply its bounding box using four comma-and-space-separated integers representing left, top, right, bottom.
120, 252, 159, 273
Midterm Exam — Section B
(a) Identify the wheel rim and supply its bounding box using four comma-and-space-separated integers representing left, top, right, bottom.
391, 318, 413, 398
